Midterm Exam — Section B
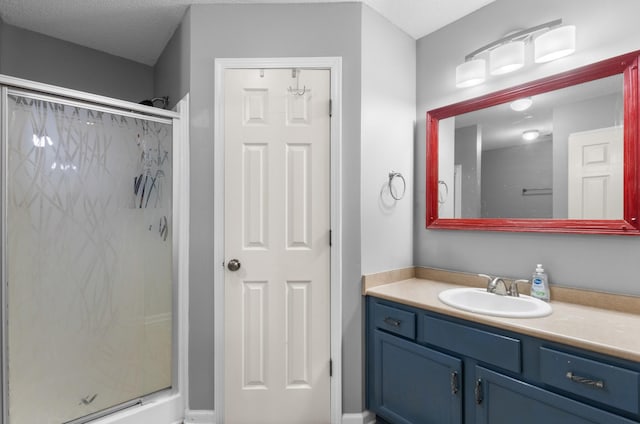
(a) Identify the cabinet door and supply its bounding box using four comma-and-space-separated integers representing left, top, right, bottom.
371, 330, 462, 424
475, 366, 637, 424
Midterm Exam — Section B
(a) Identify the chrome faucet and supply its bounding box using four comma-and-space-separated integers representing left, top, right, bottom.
488, 277, 509, 295
479, 274, 527, 297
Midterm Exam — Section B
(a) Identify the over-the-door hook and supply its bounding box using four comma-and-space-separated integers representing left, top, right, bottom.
289, 68, 306, 96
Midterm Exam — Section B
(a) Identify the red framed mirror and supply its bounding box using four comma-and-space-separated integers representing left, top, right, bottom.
426, 50, 640, 235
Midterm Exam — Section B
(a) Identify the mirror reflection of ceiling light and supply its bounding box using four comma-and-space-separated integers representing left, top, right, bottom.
522, 130, 540, 141
32, 134, 53, 148
51, 162, 78, 171
510, 97, 533, 111
455, 19, 576, 89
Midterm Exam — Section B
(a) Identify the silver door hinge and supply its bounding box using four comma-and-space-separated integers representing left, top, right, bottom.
329, 230, 332, 247
330, 359, 333, 377
329, 99, 333, 117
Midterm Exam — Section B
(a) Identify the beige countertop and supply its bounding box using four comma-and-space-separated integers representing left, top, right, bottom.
365, 275, 640, 363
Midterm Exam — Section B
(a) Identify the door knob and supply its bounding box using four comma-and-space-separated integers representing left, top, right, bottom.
227, 259, 241, 272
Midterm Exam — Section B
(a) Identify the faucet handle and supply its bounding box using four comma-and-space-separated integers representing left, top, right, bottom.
478, 273, 493, 282
509, 279, 529, 297
478, 274, 493, 291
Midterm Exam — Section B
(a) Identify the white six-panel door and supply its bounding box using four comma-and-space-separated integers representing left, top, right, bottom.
224, 68, 331, 424
568, 126, 623, 219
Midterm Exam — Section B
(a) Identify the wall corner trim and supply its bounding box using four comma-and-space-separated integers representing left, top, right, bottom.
184, 409, 215, 424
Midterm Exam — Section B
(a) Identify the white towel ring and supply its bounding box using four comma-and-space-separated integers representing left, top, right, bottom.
388, 171, 406, 201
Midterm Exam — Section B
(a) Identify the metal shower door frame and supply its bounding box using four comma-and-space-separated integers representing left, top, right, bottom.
0, 76, 189, 424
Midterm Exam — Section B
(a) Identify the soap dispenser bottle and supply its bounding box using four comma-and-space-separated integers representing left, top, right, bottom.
530, 264, 550, 301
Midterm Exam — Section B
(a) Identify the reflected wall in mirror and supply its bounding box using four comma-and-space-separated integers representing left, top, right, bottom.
427, 50, 640, 234
440, 75, 623, 220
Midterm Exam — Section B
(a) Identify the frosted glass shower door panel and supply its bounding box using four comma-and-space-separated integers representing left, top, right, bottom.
5, 93, 173, 424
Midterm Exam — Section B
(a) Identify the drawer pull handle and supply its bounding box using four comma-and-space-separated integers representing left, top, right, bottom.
450, 371, 459, 395
565, 372, 605, 389
383, 317, 401, 327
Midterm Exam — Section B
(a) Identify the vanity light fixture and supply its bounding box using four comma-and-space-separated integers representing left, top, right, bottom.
534, 25, 576, 63
490, 40, 525, 75
510, 97, 533, 111
455, 58, 487, 88
522, 129, 540, 141
455, 19, 576, 89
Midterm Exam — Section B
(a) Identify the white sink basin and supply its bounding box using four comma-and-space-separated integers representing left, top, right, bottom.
438, 287, 552, 318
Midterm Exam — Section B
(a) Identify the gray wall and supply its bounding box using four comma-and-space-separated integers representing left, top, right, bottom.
0, 21, 153, 102
482, 141, 553, 218
553, 92, 623, 218
416, 0, 640, 295
0, 18, 4, 72
361, 4, 415, 274
158, 3, 364, 412
154, 12, 191, 109
152, 2, 416, 414
455, 125, 481, 218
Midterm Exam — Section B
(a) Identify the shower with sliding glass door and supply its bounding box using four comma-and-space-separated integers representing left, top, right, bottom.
1, 84, 180, 424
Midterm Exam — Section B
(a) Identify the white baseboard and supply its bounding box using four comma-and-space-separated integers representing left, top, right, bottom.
184, 409, 215, 424
183, 409, 373, 424
342, 410, 375, 424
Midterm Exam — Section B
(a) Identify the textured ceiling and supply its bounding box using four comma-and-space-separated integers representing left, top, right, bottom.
0, 0, 494, 66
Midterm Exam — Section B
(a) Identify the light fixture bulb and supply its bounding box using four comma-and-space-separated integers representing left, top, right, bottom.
522, 130, 540, 141
490, 41, 525, 75
534, 25, 576, 63
455, 58, 486, 88
510, 97, 533, 112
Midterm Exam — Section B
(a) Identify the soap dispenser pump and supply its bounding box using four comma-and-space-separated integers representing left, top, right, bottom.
530, 264, 550, 301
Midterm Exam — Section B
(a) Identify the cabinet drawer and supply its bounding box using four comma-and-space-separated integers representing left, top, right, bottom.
373, 303, 416, 340
540, 347, 640, 415
420, 315, 521, 373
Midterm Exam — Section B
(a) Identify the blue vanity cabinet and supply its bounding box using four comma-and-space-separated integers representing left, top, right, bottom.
474, 366, 637, 424
366, 296, 640, 424
370, 329, 463, 424
367, 298, 463, 424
